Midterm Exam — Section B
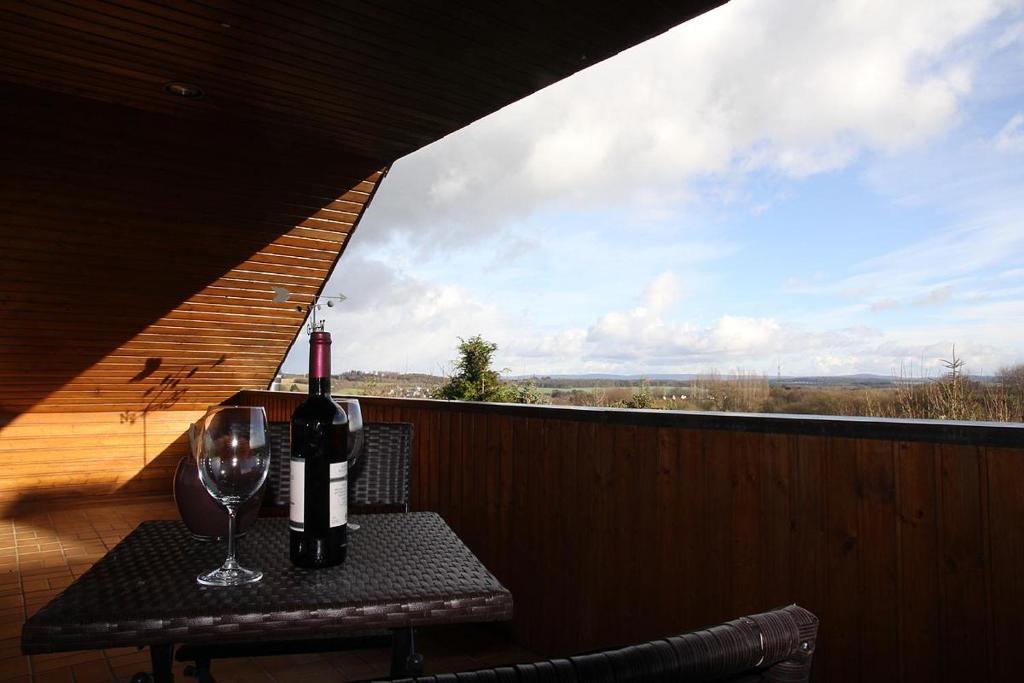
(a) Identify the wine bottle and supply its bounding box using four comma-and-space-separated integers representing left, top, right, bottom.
289, 330, 348, 568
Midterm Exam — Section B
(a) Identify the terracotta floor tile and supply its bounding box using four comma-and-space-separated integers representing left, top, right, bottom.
0, 623, 22, 641
99, 647, 137, 659
262, 659, 341, 683
0, 656, 31, 681
322, 650, 374, 674
0, 637, 23, 657
0, 596, 22, 612
104, 650, 148, 668
30, 650, 105, 672
16, 582, 44, 596
70, 659, 115, 683
0, 608, 25, 624
18, 568, 69, 582
200, 658, 277, 682
41, 578, 69, 592
23, 669, 71, 683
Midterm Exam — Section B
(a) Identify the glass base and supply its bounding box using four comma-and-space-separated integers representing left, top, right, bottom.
197, 565, 262, 587
190, 529, 248, 543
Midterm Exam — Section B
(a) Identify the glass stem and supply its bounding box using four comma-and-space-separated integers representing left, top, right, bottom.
224, 508, 238, 570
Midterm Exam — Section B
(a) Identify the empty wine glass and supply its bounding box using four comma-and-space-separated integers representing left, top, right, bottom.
195, 406, 270, 586
338, 399, 364, 531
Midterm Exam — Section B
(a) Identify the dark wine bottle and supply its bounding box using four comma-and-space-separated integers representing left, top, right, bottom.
289, 330, 348, 568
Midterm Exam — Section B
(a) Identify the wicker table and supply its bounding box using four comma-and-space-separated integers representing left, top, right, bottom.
21, 513, 513, 682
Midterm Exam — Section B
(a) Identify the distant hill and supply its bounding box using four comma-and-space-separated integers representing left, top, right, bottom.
511, 372, 899, 383
509, 373, 703, 381
511, 372, 996, 388
280, 370, 997, 389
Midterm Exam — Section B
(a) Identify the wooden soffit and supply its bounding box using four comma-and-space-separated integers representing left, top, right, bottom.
1, 85, 385, 413
0, 0, 726, 164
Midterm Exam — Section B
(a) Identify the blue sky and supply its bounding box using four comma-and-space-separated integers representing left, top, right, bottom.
284, 0, 1024, 377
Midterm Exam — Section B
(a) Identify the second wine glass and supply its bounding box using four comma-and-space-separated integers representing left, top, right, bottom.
337, 399, 363, 531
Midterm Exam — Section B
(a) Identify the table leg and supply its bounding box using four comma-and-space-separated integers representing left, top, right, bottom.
390, 627, 424, 678
150, 643, 175, 683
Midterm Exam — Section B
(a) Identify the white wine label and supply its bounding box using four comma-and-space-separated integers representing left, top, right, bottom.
330, 461, 348, 528
289, 458, 304, 531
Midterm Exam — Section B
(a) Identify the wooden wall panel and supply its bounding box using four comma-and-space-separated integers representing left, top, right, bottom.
236, 391, 1024, 680
986, 446, 1024, 680
1, 84, 384, 414
0, 409, 201, 515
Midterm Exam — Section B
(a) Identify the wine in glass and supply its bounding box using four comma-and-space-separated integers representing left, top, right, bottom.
195, 406, 270, 586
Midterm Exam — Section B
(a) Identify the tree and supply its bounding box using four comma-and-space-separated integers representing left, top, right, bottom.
997, 363, 1024, 390
431, 335, 542, 404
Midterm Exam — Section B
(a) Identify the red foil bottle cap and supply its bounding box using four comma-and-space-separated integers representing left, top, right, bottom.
309, 331, 331, 379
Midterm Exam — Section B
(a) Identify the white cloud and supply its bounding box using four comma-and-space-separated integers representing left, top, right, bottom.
359, 0, 1012, 252
804, 218, 1024, 311
289, 253, 1024, 376
870, 298, 902, 312
911, 285, 955, 307
285, 255, 512, 375
995, 112, 1024, 152
642, 272, 683, 313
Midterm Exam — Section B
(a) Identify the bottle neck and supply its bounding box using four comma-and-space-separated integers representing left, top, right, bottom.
309, 331, 332, 397
309, 377, 332, 396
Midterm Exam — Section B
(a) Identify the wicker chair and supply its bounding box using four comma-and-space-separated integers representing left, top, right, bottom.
388, 605, 818, 683
177, 421, 416, 682
351, 422, 413, 511
265, 420, 413, 512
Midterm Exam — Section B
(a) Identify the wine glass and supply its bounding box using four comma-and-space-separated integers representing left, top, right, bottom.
337, 399, 363, 530
195, 406, 270, 586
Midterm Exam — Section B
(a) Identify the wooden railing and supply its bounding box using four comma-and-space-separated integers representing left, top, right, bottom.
233, 390, 1024, 682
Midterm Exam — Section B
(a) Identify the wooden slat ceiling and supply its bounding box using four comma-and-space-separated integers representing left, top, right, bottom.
0, 0, 725, 162
1, 85, 383, 412
0, 1, 725, 414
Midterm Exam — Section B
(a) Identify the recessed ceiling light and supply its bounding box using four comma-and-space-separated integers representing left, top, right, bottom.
164, 82, 203, 99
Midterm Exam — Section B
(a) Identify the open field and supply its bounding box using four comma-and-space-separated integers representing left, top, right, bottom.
279, 364, 1024, 423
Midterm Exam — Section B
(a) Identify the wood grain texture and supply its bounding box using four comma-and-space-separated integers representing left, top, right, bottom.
896, 441, 940, 683
0, 0, 726, 162
0, 409, 201, 515
0, 84, 384, 414
986, 445, 1024, 680
236, 391, 1024, 679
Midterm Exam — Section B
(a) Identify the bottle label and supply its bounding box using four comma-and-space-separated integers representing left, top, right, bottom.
289, 458, 304, 531
330, 461, 348, 528
289, 459, 347, 531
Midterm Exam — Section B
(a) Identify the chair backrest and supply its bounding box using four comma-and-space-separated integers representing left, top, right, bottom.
265, 421, 413, 512
265, 421, 291, 508
350, 421, 413, 510
389, 605, 818, 683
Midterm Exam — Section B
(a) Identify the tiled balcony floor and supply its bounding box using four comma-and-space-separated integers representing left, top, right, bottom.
0, 497, 535, 682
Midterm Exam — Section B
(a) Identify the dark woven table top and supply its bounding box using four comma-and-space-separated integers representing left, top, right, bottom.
22, 513, 512, 654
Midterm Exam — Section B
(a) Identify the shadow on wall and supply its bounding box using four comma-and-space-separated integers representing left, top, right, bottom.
0, 356, 239, 518
0, 82, 382, 415
0, 407, 199, 519
2, 392, 297, 519
0, 84, 384, 512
